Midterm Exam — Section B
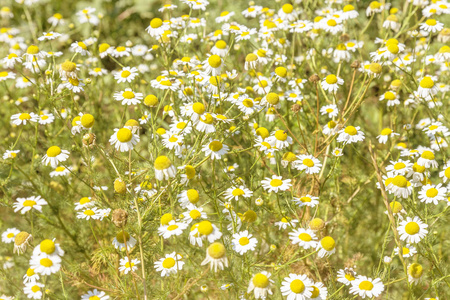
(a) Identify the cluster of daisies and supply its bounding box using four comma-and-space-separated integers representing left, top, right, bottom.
1, 0, 450, 299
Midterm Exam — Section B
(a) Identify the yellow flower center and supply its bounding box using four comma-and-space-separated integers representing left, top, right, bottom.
270, 179, 283, 187
46, 146, 61, 157
420, 77, 434, 89
19, 113, 31, 120
122, 91, 135, 99
208, 55, 222, 68
167, 224, 179, 231
154, 156, 171, 170
121, 70, 131, 78
198, 220, 213, 235
327, 19, 337, 27
232, 188, 245, 196
421, 150, 434, 160
192, 102, 205, 114
117, 128, 132, 143
253, 273, 269, 288
81, 114, 94, 128
390, 201, 403, 213
239, 237, 249, 245
116, 231, 130, 243
186, 189, 199, 203
209, 141, 223, 152
290, 279, 305, 293
408, 263, 423, 278
150, 18, 163, 28
298, 233, 312, 241
344, 126, 357, 135
325, 74, 338, 84
405, 222, 420, 235
394, 162, 406, 170
162, 257, 175, 268
359, 280, 374, 290
426, 188, 438, 198
31, 285, 40, 293
303, 158, 315, 167
381, 128, 392, 135
282, 3, 294, 13
23, 200, 36, 207
40, 258, 53, 267
207, 242, 226, 259
425, 19, 437, 26
189, 210, 201, 220
321, 236, 335, 251
246, 53, 258, 62
392, 175, 408, 187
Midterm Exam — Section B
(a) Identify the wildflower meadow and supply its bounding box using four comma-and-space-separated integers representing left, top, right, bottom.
1, 0, 450, 299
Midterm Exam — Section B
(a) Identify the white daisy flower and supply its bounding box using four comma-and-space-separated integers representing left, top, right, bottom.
289, 228, 318, 250
109, 128, 140, 152
349, 275, 384, 298
13, 196, 48, 214
398, 216, 428, 243
231, 230, 258, 255
154, 252, 184, 276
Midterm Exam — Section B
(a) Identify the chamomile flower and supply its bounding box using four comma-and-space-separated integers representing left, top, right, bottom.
49, 166, 71, 177
224, 186, 253, 201
280, 274, 313, 300
177, 189, 200, 208
203, 54, 224, 76
114, 88, 143, 105
394, 244, 417, 258
417, 150, 438, 168
377, 128, 399, 144
261, 175, 292, 193
112, 231, 137, 251
153, 155, 176, 180
2, 228, 20, 243
321, 74, 343, 93
182, 205, 206, 224
114, 67, 138, 83
23, 268, 40, 284
417, 76, 438, 98
23, 282, 44, 299
202, 140, 229, 160
189, 220, 222, 246
201, 242, 228, 272
154, 252, 184, 276
13, 196, 47, 214
77, 208, 101, 220
289, 228, 318, 250
293, 195, 319, 208
158, 220, 188, 239
386, 175, 413, 198
3, 150, 20, 159
337, 126, 365, 144
10, 112, 38, 125
109, 128, 140, 152
408, 263, 424, 285
386, 159, 413, 175
248, 271, 274, 299
231, 230, 258, 255
119, 257, 140, 274
420, 19, 444, 33
398, 216, 428, 243
337, 268, 357, 286
267, 130, 293, 149
294, 155, 322, 174
349, 276, 384, 298
316, 236, 336, 258
80, 290, 109, 300
29, 253, 61, 275
418, 183, 447, 204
